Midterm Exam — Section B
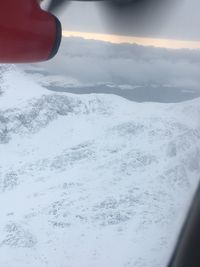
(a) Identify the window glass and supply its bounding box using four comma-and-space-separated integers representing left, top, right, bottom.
0, 1, 200, 266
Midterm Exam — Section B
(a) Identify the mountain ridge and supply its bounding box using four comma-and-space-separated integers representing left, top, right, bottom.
0, 66, 199, 267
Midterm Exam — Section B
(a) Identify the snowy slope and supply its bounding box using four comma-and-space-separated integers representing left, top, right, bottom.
0, 66, 200, 267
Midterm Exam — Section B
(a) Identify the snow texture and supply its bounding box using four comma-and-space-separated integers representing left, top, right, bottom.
0, 65, 199, 267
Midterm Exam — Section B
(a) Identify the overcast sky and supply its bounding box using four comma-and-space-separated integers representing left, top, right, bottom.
50, 0, 200, 41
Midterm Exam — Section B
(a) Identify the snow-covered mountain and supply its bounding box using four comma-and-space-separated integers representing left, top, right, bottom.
0, 65, 200, 267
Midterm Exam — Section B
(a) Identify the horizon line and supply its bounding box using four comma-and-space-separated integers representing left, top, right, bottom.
62, 30, 200, 50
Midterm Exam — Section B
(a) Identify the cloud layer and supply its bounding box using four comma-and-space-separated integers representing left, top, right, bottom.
39, 37, 200, 89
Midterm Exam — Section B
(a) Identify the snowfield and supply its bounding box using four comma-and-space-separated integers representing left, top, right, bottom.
0, 66, 200, 267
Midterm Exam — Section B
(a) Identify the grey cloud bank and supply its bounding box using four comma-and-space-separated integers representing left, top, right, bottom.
39, 37, 200, 90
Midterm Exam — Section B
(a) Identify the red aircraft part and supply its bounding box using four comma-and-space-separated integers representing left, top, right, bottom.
0, 0, 62, 63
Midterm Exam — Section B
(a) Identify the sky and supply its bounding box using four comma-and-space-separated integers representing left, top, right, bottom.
41, 0, 200, 50
55, 0, 200, 42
